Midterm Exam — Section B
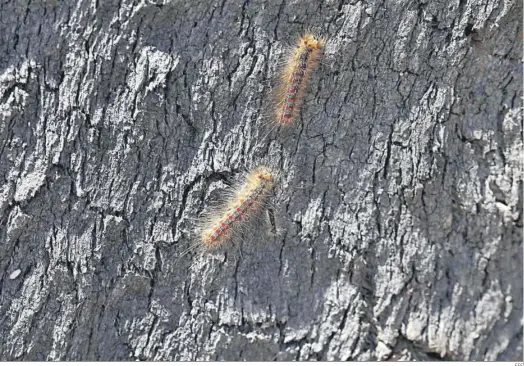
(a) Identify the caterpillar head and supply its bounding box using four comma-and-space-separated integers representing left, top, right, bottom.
255, 166, 276, 183
303, 33, 325, 50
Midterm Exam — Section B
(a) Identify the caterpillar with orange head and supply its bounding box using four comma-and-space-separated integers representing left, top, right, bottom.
275, 32, 326, 125
201, 166, 276, 248
172, 166, 277, 263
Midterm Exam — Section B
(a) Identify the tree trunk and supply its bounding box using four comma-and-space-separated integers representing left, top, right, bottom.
0, 0, 522, 361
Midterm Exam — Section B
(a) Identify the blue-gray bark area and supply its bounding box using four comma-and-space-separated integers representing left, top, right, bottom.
0, 0, 522, 361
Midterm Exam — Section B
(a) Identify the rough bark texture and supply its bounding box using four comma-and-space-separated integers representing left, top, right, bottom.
0, 0, 522, 361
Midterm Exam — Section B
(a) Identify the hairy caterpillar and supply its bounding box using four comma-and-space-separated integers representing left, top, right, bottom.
175, 167, 277, 261
201, 166, 276, 247
275, 33, 326, 125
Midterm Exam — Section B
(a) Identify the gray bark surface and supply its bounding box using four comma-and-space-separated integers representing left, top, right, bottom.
0, 0, 522, 361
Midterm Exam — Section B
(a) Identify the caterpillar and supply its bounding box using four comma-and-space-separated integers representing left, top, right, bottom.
275, 33, 326, 125
201, 166, 276, 248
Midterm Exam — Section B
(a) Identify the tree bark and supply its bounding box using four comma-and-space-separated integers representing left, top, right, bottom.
0, 0, 522, 361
